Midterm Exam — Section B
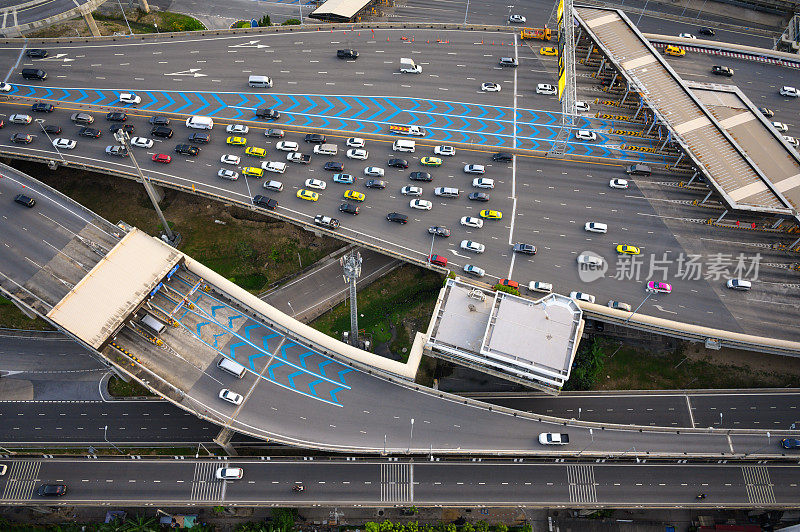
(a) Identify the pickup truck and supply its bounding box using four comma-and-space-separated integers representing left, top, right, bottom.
538, 432, 570, 445
314, 215, 341, 229
286, 152, 311, 164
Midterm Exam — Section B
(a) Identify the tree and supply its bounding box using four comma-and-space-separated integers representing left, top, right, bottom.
365, 523, 380, 532
493, 284, 520, 296
258, 14, 271, 27
281, 18, 301, 25
494, 525, 508, 532
462, 524, 475, 532
123, 515, 158, 532
475, 521, 490, 532
271, 508, 297, 532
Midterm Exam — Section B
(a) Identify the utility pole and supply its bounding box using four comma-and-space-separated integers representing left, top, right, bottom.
547, 0, 578, 158
341, 250, 362, 347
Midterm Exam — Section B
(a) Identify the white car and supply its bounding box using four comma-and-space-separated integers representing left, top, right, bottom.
346, 148, 369, 160
779, 86, 799, 97
577, 254, 604, 267
574, 101, 590, 112
215, 467, 243, 480
678, 32, 696, 39
305, 178, 327, 190
609, 178, 629, 189
0, 82, 12, 92
463, 264, 485, 277
401, 185, 423, 196
218, 168, 239, 180
584, 222, 608, 233
52, 138, 76, 150
220, 154, 241, 165
726, 279, 752, 291
9, 114, 32, 124
262, 161, 286, 173
461, 216, 483, 228
410, 199, 432, 210
575, 129, 597, 141
276, 141, 299, 152
508, 14, 526, 23
218, 389, 243, 405
226, 124, 249, 134
784, 135, 799, 147
569, 291, 596, 304
364, 166, 385, 177
460, 240, 485, 253
119, 92, 141, 104
130, 136, 154, 149
773, 121, 789, 132
464, 164, 485, 174
536, 83, 557, 95
472, 178, 495, 189
434, 145, 455, 156
481, 82, 501, 92
346, 137, 365, 148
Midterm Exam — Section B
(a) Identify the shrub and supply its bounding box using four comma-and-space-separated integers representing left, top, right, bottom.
282, 18, 301, 25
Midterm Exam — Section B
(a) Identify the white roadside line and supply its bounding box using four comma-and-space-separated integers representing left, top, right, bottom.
685, 395, 696, 428
507, 32, 519, 280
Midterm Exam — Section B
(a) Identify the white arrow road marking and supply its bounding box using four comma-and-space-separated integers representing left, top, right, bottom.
230, 40, 270, 49
448, 250, 468, 258
163, 68, 207, 77
653, 304, 678, 314
39, 54, 75, 62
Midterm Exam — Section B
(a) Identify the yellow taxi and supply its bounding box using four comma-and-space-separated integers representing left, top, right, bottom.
297, 189, 319, 202
664, 45, 685, 57
420, 156, 443, 167
226, 136, 247, 146
242, 167, 264, 178
540, 47, 558, 56
344, 189, 365, 202
245, 146, 266, 158
479, 209, 503, 220
616, 244, 641, 255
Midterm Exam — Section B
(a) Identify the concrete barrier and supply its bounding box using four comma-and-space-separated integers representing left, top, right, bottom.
645, 33, 800, 69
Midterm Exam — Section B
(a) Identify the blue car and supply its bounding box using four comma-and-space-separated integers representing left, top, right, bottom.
332, 173, 354, 184
781, 438, 800, 449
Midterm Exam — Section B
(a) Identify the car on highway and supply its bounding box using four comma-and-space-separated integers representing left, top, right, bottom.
227, 136, 247, 146
78, 127, 101, 138
609, 178, 629, 189
463, 264, 485, 277
347, 148, 369, 160
420, 157, 442, 167
276, 141, 299, 152
10, 133, 33, 144
297, 189, 319, 202
773, 121, 789, 132
365, 179, 386, 189
242, 167, 264, 178
188, 132, 210, 144
575, 129, 597, 141
401, 185, 423, 196
460, 216, 483, 228
31, 102, 54, 113
726, 278, 752, 290
410, 199, 432, 210
286, 152, 311, 165
464, 164, 485, 174
608, 300, 632, 311
434, 145, 455, 156
245, 146, 267, 158
480, 209, 502, 219
584, 222, 608, 233
150, 126, 173, 138
499, 57, 518, 67
408, 171, 431, 182
758, 107, 775, 118
9, 114, 32, 124
215, 467, 243, 480
429, 254, 448, 266
569, 291, 595, 304
346, 137, 365, 148
27, 49, 48, 58
539, 47, 558, 56
339, 202, 360, 215
472, 178, 494, 189
337, 49, 359, 59
784, 135, 799, 147
364, 167, 385, 177
70, 112, 94, 124
106, 111, 127, 122
499, 279, 520, 290
508, 14, 526, 23
344, 189, 365, 201
577, 254, 603, 267
119, 92, 141, 104
324, 162, 345, 172
37, 484, 66, 496
678, 32, 696, 39
468, 192, 490, 202
386, 212, 408, 224
536, 83, 557, 95
574, 101, 590, 112
646, 281, 673, 294
711, 65, 734, 77
151, 153, 171, 164
218, 169, 239, 180
43, 125, 61, 135
305, 133, 326, 143
176, 144, 200, 156
528, 281, 552, 293
252, 195, 277, 209
333, 173, 354, 184
262, 161, 286, 174
149, 116, 170, 126
481, 82, 501, 92
698, 27, 715, 36
14, 194, 36, 208
513, 243, 536, 255
226, 124, 249, 134
220, 154, 240, 165
492, 152, 513, 162
263, 180, 283, 191
110, 123, 135, 135
617, 244, 641, 255
256, 108, 281, 120
779, 86, 799, 97
0, 82, 11, 92
305, 178, 327, 190
460, 240, 485, 253
266, 128, 285, 138
428, 226, 450, 237
219, 388, 243, 405
388, 158, 409, 169
105, 145, 128, 157
52, 138, 76, 150
664, 45, 685, 57
781, 438, 800, 449
314, 215, 341, 229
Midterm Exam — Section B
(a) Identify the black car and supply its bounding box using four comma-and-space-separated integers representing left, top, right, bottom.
14, 194, 36, 208
149, 116, 171, 126
106, 112, 127, 122
255, 108, 280, 120
492, 152, 513, 162
339, 202, 359, 215
78, 127, 101, 138
252, 195, 278, 210
337, 49, 359, 59
428, 226, 450, 237
468, 192, 490, 202
110, 123, 135, 134
698, 27, 715, 36
31, 102, 54, 113
27, 49, 48, 59
388, 158, 408, 169
10, 133, 32, 144
44, 125, 62, 135
324, 161, 345, 171
365, 179, 386, 189
512, 243, 537, 255
711, 65, 733, 77
151, 126, 173, 138
175, 144, 200, 156
37, 484, 66, 496
386, 212, 408, 224
409, 171, 432, 182
304, 133, 326, 143
188, 132, 210, 144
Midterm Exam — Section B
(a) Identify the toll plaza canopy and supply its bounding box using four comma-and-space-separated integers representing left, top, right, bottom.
309, 0, 373, 22
575, 5, 800, 222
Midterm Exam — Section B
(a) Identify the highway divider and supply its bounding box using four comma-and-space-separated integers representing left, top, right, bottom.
645, 34, 800, 70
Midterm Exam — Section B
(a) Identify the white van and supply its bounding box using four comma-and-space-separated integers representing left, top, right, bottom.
434, 186, 459, 197
248, 75, 273, 88
140, 313, 166, 335
217, 357, 246, 378
262, 161, 287, 174
392, 139, 416, 153
313, 143, 338, 156
186, 115, 214, 130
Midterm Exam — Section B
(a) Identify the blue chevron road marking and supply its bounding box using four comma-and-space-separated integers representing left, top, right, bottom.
248, 351, 268, 368
228, 341, 248, 360
174, 92, 194, 114
307, 379, 323, 397
333, 96, 350, 117
90, 90, 106, 105
319, 95, 334, 115
212, 333, 228, 348
297, 351, 313, 369
302, 95, 318, 114
41, 88, 52, 99
351, 97, 369, 119
210, 93, 227, 116
319, 117, 330, 129
261, 333, 280, 349
408, 99, 419, 114
195, 321, 212, 335
210, 305, 225, 317
337, 368, 353, 386
440, 130, 452, 142
155, 91, 175, 112
227, 315, 246, 328
266, 361, 286, 381
194, 92, 209, 114
141, 91, 157, 109
384, 97, 403, 123
365, 97, 386, 121
329, 386, 345, 403
243, 324, 261, 341
475, 120, 489, 133
285, 94, 300, 113
286, 370, 303, 389
74, 89, 88, 103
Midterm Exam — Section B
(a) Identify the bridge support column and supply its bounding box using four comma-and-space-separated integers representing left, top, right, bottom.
701, 190, 713, 204
633, 98, 644, 120
715, 209, 728, 223
213, 427, 238, 456
790, 236, 800, 249
771, 218, 785, 229
687, 171, 698, 186
595, 58, 606, 76
82, 11, 101, 37
138, 0, 151, 13
585, 46, 593, 61
646, 117, 658, 135
674, 152, 685, 167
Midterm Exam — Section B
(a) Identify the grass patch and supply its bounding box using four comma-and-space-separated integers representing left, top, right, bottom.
233, 20, 251, 28
311, 264, 442, 362
0, 296, 53, 330
107, 376, 155, 397
27, 9, 205, 37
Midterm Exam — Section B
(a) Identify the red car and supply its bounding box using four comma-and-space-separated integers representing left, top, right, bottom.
152, 153, 171, 164
499, 278, 520, 290
429, 254, 448, 267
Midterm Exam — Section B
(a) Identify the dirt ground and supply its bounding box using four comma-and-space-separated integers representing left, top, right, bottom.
684, 342, 800, 378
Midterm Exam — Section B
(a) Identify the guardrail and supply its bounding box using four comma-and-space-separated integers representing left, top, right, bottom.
645, 33, 800, 69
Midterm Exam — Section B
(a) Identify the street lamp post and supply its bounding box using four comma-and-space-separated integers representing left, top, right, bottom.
635, 0, 651, 26
407, 418, 415, 453
719, 412, 723, 427
103, 425, 126, 455
39, 122, 66, 164
625, 292, 653, 324
744, 432, 771, 457
578, 428, 594, 456
464, 0, 471, 24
